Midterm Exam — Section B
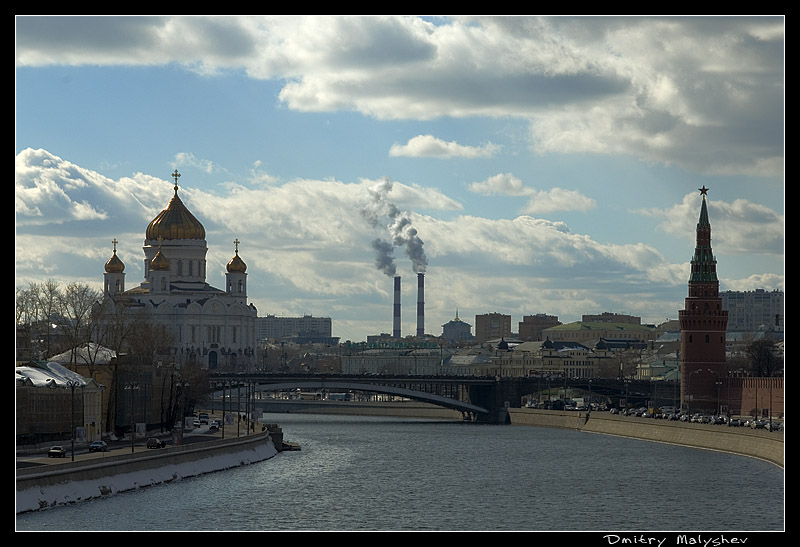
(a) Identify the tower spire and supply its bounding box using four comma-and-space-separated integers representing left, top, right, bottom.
689, 186, 717, 284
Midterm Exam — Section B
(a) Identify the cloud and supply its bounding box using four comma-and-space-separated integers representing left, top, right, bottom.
389, 135, 499, 158
14, 148, 784, 336
15, 16, 784, 179
637, 192, 784, 256
469, 173, 597, 214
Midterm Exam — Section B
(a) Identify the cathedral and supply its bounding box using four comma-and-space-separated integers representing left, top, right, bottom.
99, 170, 258, 370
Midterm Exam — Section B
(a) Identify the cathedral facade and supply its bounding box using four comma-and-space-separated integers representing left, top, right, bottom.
98, 171, 258, 370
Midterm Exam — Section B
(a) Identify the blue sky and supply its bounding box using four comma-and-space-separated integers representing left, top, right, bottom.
15, 16, 784, 342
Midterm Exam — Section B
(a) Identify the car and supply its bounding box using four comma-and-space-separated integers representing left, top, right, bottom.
209, 423, 219, 432
147, 437, 166, 449
48, 445, 67, 458
89, 440, 108, 452
193, 419, 201, 428
199, 413, 209, 424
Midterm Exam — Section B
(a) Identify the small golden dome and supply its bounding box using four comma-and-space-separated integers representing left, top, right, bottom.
226, 239, 247, 273
227, 253, 247, 273
104, 240, 125, 273
150, 249, 171, 271
145, 172, 206, 241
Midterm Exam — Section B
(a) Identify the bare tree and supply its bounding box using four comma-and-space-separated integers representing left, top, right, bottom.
746, 339, 782, 377
17, 280, 62, 358
56, 282, 103, 369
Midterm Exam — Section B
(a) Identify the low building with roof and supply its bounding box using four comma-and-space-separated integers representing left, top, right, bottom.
16, 361, 105, 444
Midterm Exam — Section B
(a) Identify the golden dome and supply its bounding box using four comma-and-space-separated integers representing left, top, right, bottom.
150, 249, 171, 271
226, 239, 247, 273
104, 240, 125, 273
145, 172, 206, 241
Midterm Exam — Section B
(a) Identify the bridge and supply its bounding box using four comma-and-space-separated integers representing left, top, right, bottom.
208, 373, 673, 423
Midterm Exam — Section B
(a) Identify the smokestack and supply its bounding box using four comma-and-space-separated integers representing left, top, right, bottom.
417, 272, 425, 337
393, 276, 401, 338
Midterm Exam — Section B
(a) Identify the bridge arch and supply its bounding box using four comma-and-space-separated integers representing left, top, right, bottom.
213, 380, 488, 417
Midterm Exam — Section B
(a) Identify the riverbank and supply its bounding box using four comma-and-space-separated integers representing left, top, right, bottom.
257, 399, 784, 468
507, 408, 784, 467
16, 431, 278, 514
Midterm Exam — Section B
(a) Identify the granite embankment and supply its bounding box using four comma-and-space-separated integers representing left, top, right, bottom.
260, 399, 784, 467
508, 408, 784, 468
16, 430, 280, 513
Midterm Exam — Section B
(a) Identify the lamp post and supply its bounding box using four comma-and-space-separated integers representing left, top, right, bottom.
67, 380, 81, 461
125, 381, 140, 453
685, 368, 704, 414
176, 379, 189, 445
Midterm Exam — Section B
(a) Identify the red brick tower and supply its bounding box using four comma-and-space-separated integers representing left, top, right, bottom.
679, 187, 728, 413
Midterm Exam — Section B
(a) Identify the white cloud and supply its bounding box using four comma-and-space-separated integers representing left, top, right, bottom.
14, 16, 784, 179
389, 135, 499, 158
469, 173, 597, 214
16, 148, 721, 333
638, 192, 784, 256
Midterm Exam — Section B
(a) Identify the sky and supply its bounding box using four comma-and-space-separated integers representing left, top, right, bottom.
15, 16, 785, 343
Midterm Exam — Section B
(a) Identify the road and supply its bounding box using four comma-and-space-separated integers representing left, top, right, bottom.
16, 424, 225, 469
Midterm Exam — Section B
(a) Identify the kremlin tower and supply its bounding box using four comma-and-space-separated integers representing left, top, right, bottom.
679, 186, 728, 413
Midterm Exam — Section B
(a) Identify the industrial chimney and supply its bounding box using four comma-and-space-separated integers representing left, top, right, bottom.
393, 276, 401, 338
416, 272, 425, 337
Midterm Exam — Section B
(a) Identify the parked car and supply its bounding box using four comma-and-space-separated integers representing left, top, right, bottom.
48, 445, 67, 458
209, 423, 219, 432
193, 418, 201, 428
199, 413, 209, 424
147, 437, 166, 449
89, 440, 108, 452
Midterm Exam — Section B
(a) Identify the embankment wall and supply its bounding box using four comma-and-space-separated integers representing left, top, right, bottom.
508, 408, 784, 468
16, 431, 275, 507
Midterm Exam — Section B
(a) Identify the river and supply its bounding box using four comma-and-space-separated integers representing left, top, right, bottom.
15, 413, 784, 532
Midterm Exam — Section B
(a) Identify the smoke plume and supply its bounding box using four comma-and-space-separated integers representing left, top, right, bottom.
371, 238, 396, 277
363, 177, 427, 275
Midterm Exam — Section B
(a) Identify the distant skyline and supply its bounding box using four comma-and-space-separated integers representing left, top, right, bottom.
15, 16, 784, 342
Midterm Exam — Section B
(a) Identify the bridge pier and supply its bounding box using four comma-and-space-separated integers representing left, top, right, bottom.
468, 379, 522, 423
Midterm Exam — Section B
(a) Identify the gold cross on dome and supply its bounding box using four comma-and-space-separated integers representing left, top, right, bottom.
172, 170, 181, 192
234, 239, 240, 254
112, 239, 118, 253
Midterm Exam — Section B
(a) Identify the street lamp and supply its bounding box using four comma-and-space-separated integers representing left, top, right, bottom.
124, 381, 140, 453
66, 380, 81, 461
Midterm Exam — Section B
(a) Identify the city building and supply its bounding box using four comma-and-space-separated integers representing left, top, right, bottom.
257, 314, 337, 345
721, 289, 784, 332
16, 361, 105, 443
679, 187, 728, 413
474, 312, 512, 343
340, 341, 449, 375
518, 314, 561, 341
541, 319, 658, 345
441, 311, 474, 344
582, 312, 641, 325
95, 171, 258, 371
